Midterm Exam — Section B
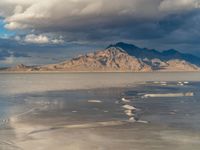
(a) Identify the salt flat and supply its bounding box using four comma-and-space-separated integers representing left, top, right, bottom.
0, 73, 200, 150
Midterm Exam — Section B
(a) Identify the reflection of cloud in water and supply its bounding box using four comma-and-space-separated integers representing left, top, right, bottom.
2, 79, 200, 150
10, 118, 200, 150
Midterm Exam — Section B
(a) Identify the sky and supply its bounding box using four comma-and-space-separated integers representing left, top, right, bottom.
0, 0, 200, 66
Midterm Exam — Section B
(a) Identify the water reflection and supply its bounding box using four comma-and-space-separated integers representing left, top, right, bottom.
0, 77, 200, 149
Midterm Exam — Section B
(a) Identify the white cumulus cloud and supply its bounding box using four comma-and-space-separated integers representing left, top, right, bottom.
24, 34, 50, 44
24, 34, 64, 44
51, 38, 64, 44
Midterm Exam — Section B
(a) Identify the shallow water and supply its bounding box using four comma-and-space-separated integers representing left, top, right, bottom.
0, 73, 200, 150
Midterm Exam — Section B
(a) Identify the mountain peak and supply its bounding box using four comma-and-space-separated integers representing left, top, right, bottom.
107, 42, 138, 49
162, 49, 179, 55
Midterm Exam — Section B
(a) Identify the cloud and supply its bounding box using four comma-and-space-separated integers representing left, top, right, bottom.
0, 0, 192, 31
23, 34, 64, 44
1, 55, 15, 65
0, 0, 199, 43
51, 38, 64, 44
0, 37, 97, 67
24, 34, 49, 44
159, 0, 200, 12
14, 35, 21, 41
5, 22, 29, 30
0, 48, 30, 62
0, 0, 198, 29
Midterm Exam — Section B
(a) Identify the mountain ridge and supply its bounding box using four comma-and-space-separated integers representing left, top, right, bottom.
2, 42, 200, 72
108, 42, 200, 66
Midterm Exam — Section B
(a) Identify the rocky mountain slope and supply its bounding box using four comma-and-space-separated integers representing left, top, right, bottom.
3, 43, 200, 72
39, 47, 152, 72
108, 42, 200, 66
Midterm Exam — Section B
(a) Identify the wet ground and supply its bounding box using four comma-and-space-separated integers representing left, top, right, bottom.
0, 73, 200, 150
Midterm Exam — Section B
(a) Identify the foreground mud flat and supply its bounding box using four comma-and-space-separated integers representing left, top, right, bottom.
0, 73, 200, 150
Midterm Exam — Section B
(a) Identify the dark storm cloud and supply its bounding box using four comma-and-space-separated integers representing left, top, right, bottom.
0, 0, 199, 42
0, 0, 200, 44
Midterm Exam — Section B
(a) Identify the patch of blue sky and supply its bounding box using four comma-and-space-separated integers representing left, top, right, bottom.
0, 19, 15, 38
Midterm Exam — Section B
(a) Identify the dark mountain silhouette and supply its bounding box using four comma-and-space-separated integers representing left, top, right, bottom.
108, 42, 200, 66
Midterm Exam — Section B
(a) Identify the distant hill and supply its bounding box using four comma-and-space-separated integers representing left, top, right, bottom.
108, 42, 200, 66
2, 42, 200, 72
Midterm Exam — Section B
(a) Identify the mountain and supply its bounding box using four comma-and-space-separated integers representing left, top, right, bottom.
6, 64, 35, 72
30, 47, 152, 72
108, 42, 200, 66
2, 42, 200, 72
